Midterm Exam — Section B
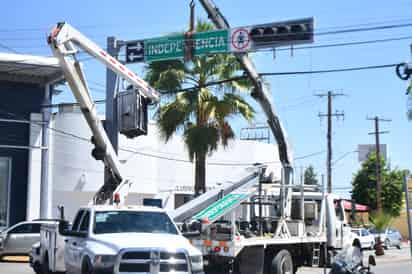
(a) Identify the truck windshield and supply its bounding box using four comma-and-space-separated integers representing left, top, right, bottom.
93, 211, 178, 235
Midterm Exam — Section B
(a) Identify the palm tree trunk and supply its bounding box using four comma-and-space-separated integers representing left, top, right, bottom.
194, 152, 206, 196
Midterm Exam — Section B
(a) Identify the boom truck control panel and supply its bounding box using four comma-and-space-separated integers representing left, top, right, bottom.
32, 22, 203, 274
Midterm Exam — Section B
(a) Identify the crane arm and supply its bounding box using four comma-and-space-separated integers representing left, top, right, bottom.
199, 0, 293, 219
47, 22, 159, 204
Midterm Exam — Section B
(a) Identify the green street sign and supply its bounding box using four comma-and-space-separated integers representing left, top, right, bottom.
193, 30, 228, 57
193, 193, 248, 222
144, 29, 228, 62
125, 17, 314, 63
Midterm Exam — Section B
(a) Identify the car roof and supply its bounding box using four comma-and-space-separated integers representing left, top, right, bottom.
2, 220, 58, 232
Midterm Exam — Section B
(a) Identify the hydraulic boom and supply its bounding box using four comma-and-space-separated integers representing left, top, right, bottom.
199, 0, 294, 220
48, 22, 159, 204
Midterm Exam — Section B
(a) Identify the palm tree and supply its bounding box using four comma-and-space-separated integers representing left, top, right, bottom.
145, 20, 255, 196
370, 212, 392, 256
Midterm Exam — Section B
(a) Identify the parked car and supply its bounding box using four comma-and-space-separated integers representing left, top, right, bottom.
351, 228, 375, 249
369, 227, 402, 249
0, 220, 56, 259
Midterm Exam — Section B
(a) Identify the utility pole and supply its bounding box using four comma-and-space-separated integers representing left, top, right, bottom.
316, 91, 345, 193
402, 175, 412, 259
367, 116, 391, 213
105, 36, 121, 153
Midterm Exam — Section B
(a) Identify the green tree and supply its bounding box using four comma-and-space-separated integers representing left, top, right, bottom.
145, 20, 254, 196
304, 165, 318, 185
351, 153, 404, 216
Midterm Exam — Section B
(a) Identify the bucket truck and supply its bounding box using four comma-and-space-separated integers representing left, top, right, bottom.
165, 2, 354, 274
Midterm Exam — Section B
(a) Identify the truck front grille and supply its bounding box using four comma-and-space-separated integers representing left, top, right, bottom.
117, 249, 189, 274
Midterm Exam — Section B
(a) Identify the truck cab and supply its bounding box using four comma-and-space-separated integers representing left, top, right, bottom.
63, 205, 203, 274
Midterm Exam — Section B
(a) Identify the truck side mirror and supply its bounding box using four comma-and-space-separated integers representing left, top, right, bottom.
58, 220, 70, 234
368, 255, 376, 266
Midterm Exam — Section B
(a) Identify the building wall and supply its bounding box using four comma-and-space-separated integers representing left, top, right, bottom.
391, 177, 412, 240
50, 107, 283, 220
0, 81, 44, 226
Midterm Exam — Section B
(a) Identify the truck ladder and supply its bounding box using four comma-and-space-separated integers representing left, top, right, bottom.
170, 165, 265, 223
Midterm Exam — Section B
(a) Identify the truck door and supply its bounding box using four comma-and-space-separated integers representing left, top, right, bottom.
334, 200, 351, 248
65, 210, 84, 273
72, 211, 90, 273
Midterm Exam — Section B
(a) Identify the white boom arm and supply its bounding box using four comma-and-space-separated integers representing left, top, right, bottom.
48, 22, 159, 204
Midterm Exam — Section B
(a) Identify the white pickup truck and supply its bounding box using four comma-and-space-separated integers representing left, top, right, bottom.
34, 205, 204, 274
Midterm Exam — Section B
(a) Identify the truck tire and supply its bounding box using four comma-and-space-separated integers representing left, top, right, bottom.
271, 250, 294, 274
81, 257, 93, 274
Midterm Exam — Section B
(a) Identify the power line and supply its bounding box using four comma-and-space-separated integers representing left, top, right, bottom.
258, 35, 412, 54
316, 22, 412, 36
161, 62, 400, 95
259, 63, 398, 76
0, 106, 325, 166
0, 42, 18, 53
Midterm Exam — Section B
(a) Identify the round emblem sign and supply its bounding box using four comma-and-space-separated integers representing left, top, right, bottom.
231, 28, 251, 51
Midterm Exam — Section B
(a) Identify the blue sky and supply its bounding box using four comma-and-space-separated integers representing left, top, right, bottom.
2, 0, 412, 197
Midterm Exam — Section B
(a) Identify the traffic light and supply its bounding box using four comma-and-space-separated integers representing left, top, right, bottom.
250, 18, 313, 49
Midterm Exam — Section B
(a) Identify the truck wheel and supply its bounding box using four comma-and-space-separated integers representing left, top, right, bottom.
82, 257, 93, 274
271, 250, 294, 274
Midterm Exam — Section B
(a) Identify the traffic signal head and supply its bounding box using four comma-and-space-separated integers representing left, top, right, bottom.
250, 17, 314, 49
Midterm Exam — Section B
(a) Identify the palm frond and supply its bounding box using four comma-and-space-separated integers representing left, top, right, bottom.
370, 212, 393, 231
157, 91, 195, 141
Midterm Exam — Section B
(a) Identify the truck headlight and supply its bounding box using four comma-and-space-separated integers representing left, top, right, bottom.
94, 254, 117, 268
190, 255, 204, 274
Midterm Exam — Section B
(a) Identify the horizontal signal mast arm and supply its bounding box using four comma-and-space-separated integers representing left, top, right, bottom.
48, 22, 159, 102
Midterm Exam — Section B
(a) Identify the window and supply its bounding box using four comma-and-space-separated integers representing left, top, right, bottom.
361, 229, 369, 236
0, 157, 11, 228
93, 211, 178, 235
334, 200, 344, 221
79, 211, 90, 233
71, 210, 85, 232
352, 230, 360, 236
9, 223, 41, 234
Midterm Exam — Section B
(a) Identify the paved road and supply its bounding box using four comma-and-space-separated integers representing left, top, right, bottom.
298, 245, 412, 274
298, 260, 412, 274
1, 247, 411, 274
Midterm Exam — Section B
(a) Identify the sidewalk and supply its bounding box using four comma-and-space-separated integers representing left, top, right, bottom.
298, 243, 411, 274
364, 242, 412, 264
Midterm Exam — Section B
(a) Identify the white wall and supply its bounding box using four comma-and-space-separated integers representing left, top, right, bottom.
26, 113, 43, 220
49, 107, 282, 220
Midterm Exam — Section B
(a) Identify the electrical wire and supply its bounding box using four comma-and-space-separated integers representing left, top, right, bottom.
259, 63, 398, 76
160, 62, 400, 94
0, 106, 325, 166
0, 42, 19, 53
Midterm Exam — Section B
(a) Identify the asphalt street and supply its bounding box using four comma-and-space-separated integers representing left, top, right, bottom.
0, 246, 411, 274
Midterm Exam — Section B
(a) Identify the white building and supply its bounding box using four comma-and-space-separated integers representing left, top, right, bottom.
31, 105, 282, 220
